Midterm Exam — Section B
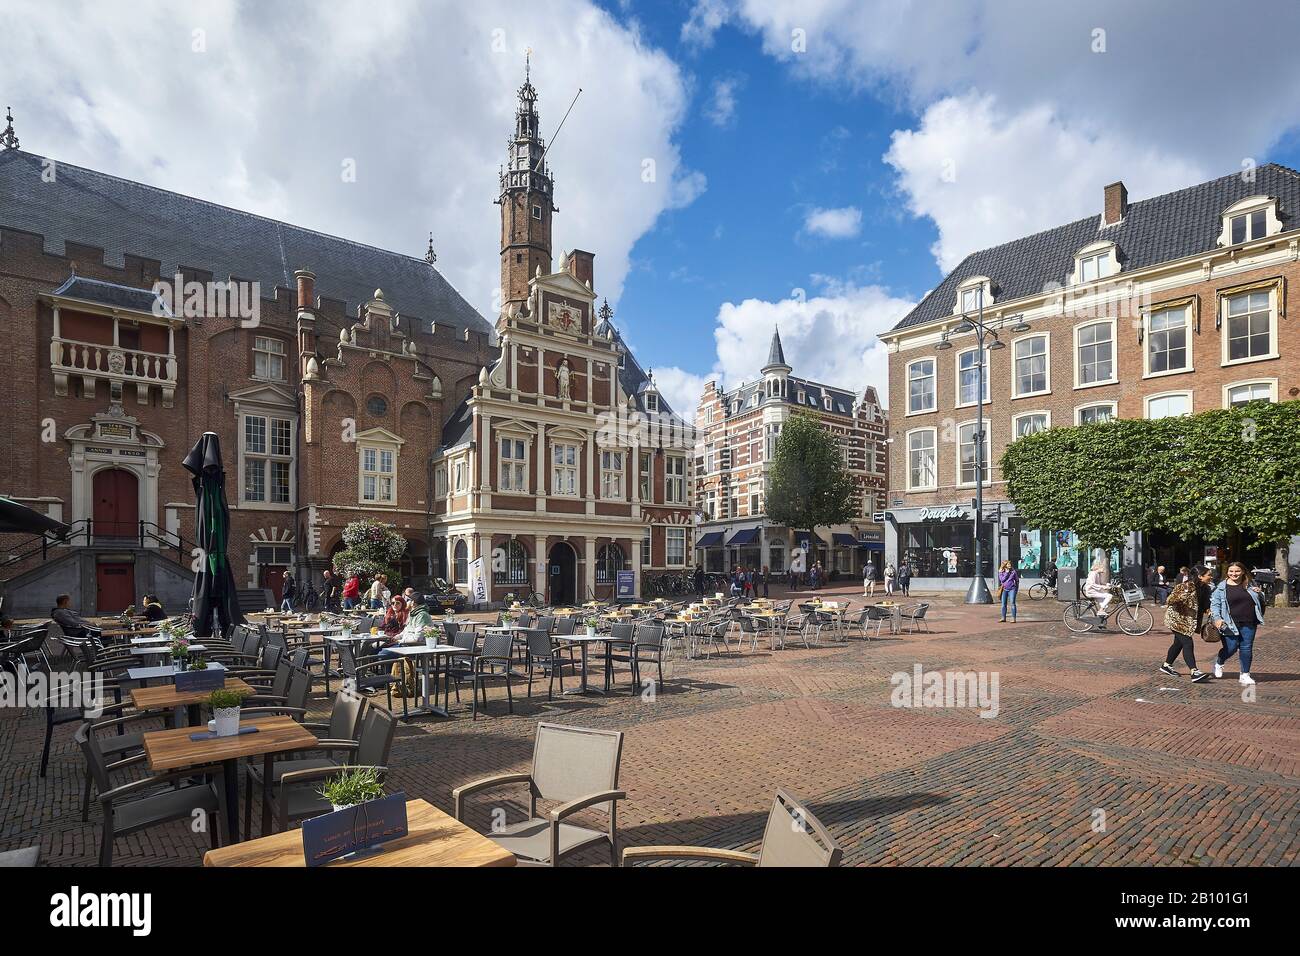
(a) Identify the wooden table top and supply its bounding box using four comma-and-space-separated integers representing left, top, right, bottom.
203, 798, 516, 868
131, 677, 256, 711
144, 715, 317, 772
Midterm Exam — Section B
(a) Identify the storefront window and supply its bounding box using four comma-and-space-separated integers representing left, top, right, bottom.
898, 522, 994, 577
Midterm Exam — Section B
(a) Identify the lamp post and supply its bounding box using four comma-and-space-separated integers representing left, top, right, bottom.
936, 299, 1027, 604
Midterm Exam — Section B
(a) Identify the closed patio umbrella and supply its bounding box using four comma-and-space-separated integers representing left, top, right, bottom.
182, 431, 244, 637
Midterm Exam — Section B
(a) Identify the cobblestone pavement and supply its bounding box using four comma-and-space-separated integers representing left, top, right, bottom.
4, 587, 1298, 866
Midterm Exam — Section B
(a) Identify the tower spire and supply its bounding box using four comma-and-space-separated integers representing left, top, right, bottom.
425, 232, 437, 264
763, 325, 789, 371
497, 54, 556, 315
0, 106, 18, 151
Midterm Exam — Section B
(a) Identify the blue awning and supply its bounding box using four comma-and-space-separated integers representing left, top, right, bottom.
862, 542, 885, 551
695, 531, 724, 548
727, 528, 760, 546
831, 533, 858, 547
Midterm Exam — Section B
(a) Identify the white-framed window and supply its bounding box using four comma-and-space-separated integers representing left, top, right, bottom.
531, 204, 542, 221
1076, 402, 1116, 425
600, 449, 625, 500
1012, 334, 1050, 398
453, 540, 468, 585
1145, 306, 1191, 376
956, 347, 990, 407
551, 443, 579, 496
646, 393, 659, 412
497, 437, 528, 493
639, 452, 652, 501
766, 424, 780, 459
956, 278, 990, 315
1224, 380, 1277, 407
665, 455, 686, 503
595, 543, 625, 584
453, 459, 467, 493
957, 422, 989, 486
961, 287, 983, 313
906, 358, 936, 414
1079, 250, 1108, 283
1012, 411, 1050, 439
665, 527, 686, 567
252, 336, 286, 382
1231, 209, 1266, 244
1222, 289, 1275, 364
1145, 391, 1192, 419
360, 445, 396, 503
434, 465, 447, 498
906, 428, 937, 491
641, 528, 652, 567
242, 414, 293, 504
1075, 320, 1115, 387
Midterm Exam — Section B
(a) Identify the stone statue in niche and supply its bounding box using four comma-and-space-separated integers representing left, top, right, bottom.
556, 358, 572, 401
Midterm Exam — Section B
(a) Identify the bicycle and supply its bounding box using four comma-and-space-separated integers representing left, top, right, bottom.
1028, 579, 1057, 600
1063, 583, 1153, 636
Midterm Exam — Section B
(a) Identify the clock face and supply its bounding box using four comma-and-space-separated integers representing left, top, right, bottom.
547, 300, 579, 332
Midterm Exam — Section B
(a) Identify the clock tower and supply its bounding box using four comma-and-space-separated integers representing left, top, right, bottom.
497, 55, 556, 314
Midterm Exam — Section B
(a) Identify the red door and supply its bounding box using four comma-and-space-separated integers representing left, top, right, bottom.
260, 566, 287, 603
96, 563, 136, 613
92, 469, 138, 539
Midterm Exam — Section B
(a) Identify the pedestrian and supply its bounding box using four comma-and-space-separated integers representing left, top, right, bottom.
863, 561, 877, 598
1210, 561, 1266, 686
1160, 564, 1214, 682
743, 567, 755, 599
694, 565, 705, 598
1153, 565, 1171, 605
997, 560, 1019, 622
367, 574, 385, 610
322, 569, 341, 611
280, 570, 296, 612
898, 560, 912, 597
1043, 558, 1058, 591
342, 572, 361, 610
884, 562, 897, 596
760, 565, 770, 598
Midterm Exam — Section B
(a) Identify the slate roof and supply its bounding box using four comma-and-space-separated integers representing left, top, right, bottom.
0, 149, 492, 336
49, 274, 171, 316
594, 312, 680, 420
890, 163, 1300, 333
439, 393, 475, 449
719, 375, 860, 417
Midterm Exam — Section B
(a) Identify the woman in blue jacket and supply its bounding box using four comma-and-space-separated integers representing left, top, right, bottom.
1209, 561, 1266, 686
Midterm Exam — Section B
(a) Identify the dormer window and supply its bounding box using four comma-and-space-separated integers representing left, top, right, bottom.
646, 393, 658, 412
961, 288, 982, 312
1073, 241, 1118, 285
1219, 196, 1280, 247
955, 276, 992, 315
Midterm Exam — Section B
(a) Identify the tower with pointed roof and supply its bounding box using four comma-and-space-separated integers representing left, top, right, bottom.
761, 325, 791, 399
497, 54, 556, 313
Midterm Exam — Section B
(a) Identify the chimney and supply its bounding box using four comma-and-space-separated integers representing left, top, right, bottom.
1103, 181, 1127, 226
567, 249, 595, 288
295, 269, 316, 311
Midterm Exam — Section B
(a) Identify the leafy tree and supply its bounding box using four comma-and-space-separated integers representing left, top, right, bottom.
765, 412, 857, 550
332, 518, 406, 589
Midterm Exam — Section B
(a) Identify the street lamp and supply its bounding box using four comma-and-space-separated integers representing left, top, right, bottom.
935, 298, 1021, 604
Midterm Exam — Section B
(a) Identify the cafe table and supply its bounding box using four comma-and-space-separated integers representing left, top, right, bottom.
142, 714, 317, 843
554, 633, 609, 695
131, 643, 206, 658
874, 601, 903, 635
129, 633, 170, 646
131, 676, 256, 727
203, 798, 515, 867
379, 643, 462, 719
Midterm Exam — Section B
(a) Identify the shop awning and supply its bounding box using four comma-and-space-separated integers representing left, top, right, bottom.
862, 542, 885, 551
727, 528, 761, 546
695, 531, 724, 548
831, 532, 859, 547
795, 529, 828, 546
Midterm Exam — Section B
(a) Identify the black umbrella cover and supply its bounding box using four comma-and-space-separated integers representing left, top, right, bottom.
182, 432, 245, 637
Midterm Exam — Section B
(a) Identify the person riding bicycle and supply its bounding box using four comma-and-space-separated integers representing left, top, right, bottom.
1083, 556, 1114, 626
1043, 558, 1057, 590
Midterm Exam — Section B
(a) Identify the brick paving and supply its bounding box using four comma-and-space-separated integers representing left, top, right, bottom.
3, 583, 1298, 866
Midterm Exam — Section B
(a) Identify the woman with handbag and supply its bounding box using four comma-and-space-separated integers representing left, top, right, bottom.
1210, 561, 1266, 685
1159, 564, 1214, 682
996, 560, 1019, 622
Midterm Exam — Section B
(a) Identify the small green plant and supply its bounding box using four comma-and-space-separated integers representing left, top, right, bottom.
583, 615, 601, 628
208, 688, 248, 710
187, 657, 209, 671
319, 767, 385, 808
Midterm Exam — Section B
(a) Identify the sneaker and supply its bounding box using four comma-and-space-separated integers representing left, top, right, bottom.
1190, 670, 1209, 683
1159, 662, 1179, 677
1213, 661, 1223, 679
1239, 673, 1255, 686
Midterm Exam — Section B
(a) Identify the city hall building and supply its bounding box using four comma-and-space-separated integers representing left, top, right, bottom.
880, 168, 1300, 588
692, 328, 888, 579
0, 67, 692, 615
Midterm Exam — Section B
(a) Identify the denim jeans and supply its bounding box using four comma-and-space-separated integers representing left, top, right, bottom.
1000, 588, 1017, 620
1218, 622, 1257, 674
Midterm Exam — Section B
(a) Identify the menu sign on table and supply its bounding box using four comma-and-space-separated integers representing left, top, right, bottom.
301, 792, 410, 867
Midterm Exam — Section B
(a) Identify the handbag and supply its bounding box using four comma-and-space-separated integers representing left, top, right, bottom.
1198, 617, 1223, 644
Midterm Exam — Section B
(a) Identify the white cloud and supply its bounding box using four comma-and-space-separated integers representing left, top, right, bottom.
652, 365, 712, 420
801, 205, 862, 240
705, 74, 745, 128
680, 0, 729, 50
0, 0, 703, 320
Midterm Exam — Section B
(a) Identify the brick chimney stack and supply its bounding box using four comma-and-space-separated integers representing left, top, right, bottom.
295, 269, 316, 311
567, 249, 595, 288
1103, 181, 1128, 226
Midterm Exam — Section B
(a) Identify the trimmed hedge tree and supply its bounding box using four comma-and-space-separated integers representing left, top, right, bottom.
331, 518, 407, 590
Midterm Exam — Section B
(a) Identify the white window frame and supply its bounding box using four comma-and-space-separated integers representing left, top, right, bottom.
905, 427, 937, 492
1220, 287, 1279, 367
955, 276, 991, 315
1073, 241, 1118, 285
638, 451, 652, 502
1011, 332, 1051, 399
665, 527, 687, 567
497, 435, 529, 493
241, 413, 294, 506
452, 458, 468, 494
1218, 196, 1281, 247
359, 443, 397, 504
252, 336, 287, 382
1143, 305, 1193, 378
905, 357, 937, 415
665, 455, 687, 504
1075, 402, 1117, 425
955, 420, 990, 488
1011, 411, 1051, 440
599, 449, 625, 500
434, 464, 447, 498
1073, 319, 1118, 389
641, 528, 652, 567
1144, 391, 1193, 420
1223, 379, 1277, 408
551, 442, 580, 497
955, 346, 990, 408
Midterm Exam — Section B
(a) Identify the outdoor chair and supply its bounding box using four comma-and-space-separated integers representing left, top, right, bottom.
536, 615, 555, 634
335, 639, 403, 715
603, 622, 636, 689
454, 722, 626, 867
898, 603, 931, 633
554, 616, 576, 636
243, 664, 311, 713
697, 617, 733, 658
631, 623, 668, 691
861, 606, 892, 639
523, 628, 575, 700
75, 717, 223, 866
455, 632, 517, 720
623, 789, 842, 867
736, 614, 765, 653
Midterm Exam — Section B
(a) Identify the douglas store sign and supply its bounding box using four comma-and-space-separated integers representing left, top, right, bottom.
917, 505, 968, 522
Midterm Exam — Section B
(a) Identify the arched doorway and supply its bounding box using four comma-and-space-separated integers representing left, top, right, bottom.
547, 542, 577, 606
92, 468, 138, 539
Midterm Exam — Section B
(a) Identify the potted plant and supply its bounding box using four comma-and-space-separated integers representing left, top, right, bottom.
169, 633, 191, 666
176, 656, 225, 692
208, 688, 249, 737
583, 615, 600, 638
319, 766, 385, 812
420, 625, 441, 648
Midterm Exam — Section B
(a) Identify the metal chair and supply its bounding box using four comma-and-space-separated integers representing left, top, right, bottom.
454, 722, 626, 866
458, 632, 517, 719
523, 628, 574, 700
631, 623, 668, 691
898, 603, 931, 633
623, 789, 842, 867
603, 622, 636, 689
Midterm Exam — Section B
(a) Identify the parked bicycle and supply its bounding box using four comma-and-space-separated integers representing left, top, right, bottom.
1062, 582, 1153, 635
1027, 580, 1057, 600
